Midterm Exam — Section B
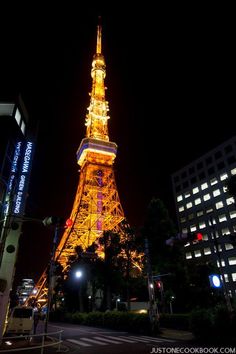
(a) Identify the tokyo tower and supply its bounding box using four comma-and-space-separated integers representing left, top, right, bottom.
34, 22, 126, 303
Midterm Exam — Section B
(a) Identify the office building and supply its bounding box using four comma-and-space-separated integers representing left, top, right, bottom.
172, 136, 236, 297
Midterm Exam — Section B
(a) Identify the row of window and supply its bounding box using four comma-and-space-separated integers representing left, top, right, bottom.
182, 224, 236, 239
176, 169, 236, 203
180, 199, 234, 217
178, 189, 233, 212
186, 252, 236, 267
174, 163, 236, 192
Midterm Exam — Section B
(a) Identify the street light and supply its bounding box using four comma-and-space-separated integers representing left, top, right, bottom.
75, 270, 83, 279
75, 269, 83, 312
116, 297, 120, 310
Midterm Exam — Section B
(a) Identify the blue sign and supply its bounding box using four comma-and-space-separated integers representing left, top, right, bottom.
13, 141, 34, 216
209, 274, 222, 288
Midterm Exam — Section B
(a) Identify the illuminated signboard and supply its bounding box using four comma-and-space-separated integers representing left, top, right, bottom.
3, 142, 22, 215
13, 141, 34, 216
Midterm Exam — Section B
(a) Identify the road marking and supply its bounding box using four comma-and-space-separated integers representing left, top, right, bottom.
124, 335, 154, 343
67, 334, 176, 348
80, 337, 108, 345
141, 335, 176, 343
67, 339, 91, 347
106, 335, 137, 343
94, 336, 122, 344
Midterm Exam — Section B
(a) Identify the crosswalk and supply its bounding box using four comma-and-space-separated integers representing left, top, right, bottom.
67, 334, 175, 348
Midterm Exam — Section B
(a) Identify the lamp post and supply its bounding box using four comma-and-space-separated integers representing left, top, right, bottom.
144, 238, 158, 333
75, 269, 83, 312
116, 297, 120, 311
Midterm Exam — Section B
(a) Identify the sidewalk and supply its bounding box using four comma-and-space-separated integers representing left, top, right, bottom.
159, 327, 195, 342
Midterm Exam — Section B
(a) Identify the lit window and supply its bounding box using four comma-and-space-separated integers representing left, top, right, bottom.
21, 120, 26, 135
228, 257, 236, 265
192, 187, 199, 194
199, 221, 206, 229
194, 250, 201, 258
206, 208, 213, 214
226, 197, 235, 205
219, 214, 227, 223
217, 260, 225, 267
214, 244, 222, 252
216, 201, 224, 209
15, 108, 21, 126
203, 194, 211, 201
222, 227, 230, 235
197, 210, 204, 216
230, 211, 236, 219
184, 192, 191, 198
225, 243, 234, 251
220, 173, 228, 181
231, 168, 236, 175
213, 189, 221, 197
232, 273, 236, 282
177, 195, 183, 202
204, 248, 211, 255
179, 206, 184, 212
194, 198, 201, 205
190, 225, 197, 232
186, 252, 192, 259
223, 186, 227, 192
202, 233, 208, 241
210, 178, 218, 185
201, 182, 208, 190
224, 274, 229, 282
182, 228, 188, 234
186, 202, 192, 209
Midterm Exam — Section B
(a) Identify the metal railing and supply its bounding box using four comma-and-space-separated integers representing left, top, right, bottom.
0, 330, 63, 353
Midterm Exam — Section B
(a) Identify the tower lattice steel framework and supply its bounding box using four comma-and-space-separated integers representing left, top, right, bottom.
33, 23, 127, 304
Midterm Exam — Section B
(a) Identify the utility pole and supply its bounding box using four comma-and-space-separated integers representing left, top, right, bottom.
44, 218, 61, 334
144, 238, 158, 333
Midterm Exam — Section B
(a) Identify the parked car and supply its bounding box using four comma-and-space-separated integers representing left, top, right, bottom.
6, 306, 34, 335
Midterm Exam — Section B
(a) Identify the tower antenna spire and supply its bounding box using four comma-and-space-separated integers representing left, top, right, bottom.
96, 16, 102, 54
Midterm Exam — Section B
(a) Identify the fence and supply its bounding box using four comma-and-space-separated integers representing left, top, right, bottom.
0, 330, 63, 354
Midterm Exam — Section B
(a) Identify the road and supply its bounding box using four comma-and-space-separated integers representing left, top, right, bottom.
1, 321, 190, 354
47, 321, 178, 354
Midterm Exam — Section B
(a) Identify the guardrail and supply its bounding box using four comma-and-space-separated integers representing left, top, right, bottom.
0, 330, 63, 353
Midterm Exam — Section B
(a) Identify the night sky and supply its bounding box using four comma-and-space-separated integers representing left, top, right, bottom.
1, 3, 235, 284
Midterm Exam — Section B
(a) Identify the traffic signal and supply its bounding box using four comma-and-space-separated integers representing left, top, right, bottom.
155, 280, 163, 291
186, 232, 203, 242
166, 232, 203, 246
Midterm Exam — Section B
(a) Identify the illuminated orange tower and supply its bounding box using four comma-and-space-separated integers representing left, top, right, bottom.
32, 23, 126, 303
55, 23, 125, 269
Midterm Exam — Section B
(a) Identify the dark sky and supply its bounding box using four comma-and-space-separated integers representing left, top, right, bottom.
1, 3, 235, 283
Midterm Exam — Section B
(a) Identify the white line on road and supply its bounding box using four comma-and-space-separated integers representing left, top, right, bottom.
80, 337, 108, 345
141, 335, 176, 343
94, 336, 123, 344
67, 339, 91, 347
105, 335, 137, 343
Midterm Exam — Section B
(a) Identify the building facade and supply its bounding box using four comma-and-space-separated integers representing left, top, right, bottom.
172, 136, 236, 298
0, 96, 29, 224
0, 95, 35, 338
